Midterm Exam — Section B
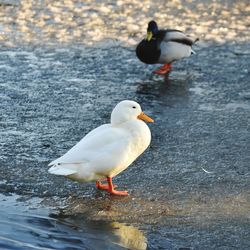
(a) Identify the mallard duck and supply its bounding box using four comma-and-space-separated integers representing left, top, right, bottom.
48, 100, 154, 196
136, 20, 198, 75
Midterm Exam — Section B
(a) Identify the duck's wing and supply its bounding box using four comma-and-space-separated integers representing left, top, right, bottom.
161, 29, 197, 46
48, 124, 130, 167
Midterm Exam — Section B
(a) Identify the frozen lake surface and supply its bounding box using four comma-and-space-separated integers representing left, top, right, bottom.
0, 0, 249, 249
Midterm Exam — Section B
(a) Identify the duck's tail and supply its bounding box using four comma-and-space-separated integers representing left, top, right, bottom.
48, 163, 77, 176
194, 38, 199, 44
191, 38, 199, 55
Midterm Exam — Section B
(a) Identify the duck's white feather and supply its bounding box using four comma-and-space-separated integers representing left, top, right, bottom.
48, 124, 112, 166
48, 164, 77, 176
163, 31, 195, 44
164, 31, 187, 41
159, 41, 192, 64
48, 102, 151, 183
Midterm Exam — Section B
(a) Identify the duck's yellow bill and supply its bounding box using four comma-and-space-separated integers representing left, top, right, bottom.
138, 112, 154, 123
146, 31, 153, 41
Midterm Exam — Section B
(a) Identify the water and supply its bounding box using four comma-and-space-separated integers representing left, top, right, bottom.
0, 0, 250, 249
1, 191, 249, 249
0, 194, 147, 250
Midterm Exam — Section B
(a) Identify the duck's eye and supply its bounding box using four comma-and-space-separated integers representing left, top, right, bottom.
132, 106, 136, 109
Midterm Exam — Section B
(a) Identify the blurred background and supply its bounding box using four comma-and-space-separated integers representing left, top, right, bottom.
0, 0, 249, 46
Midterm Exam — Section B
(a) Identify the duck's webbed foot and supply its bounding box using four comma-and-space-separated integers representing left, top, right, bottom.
106, 177, 129, 196
96, 180, 117, 190
153, 63, 172, 75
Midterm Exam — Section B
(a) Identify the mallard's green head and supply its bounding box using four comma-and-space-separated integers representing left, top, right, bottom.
146, 20, 158, 41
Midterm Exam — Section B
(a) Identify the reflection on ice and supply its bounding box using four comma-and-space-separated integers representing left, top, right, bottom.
0, 194, 147, 250
111, 222, 147, 250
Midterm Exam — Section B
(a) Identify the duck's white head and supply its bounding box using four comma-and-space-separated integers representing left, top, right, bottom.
111, 100, 154, 125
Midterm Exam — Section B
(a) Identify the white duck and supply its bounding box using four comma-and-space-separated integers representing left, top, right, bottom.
48, 100, 154, 196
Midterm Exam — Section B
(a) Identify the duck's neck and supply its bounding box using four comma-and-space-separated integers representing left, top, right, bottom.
122, 119, 151, 154
120, 119, 151, 139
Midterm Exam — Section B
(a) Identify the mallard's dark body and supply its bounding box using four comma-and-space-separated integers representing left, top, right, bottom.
136, 39, 160, 64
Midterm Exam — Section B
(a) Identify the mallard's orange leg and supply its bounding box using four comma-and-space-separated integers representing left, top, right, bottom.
107, 177, 128, 196
96, 180, 117, 190
153, 63, 172, 75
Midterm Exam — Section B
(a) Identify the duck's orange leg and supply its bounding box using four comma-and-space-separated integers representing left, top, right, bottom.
96, 180, 117, 190
153, 63, 172, 75
107, 177, 128, 196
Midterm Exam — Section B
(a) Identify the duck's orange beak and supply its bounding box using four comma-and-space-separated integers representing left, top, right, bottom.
138, 112, 154, 123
